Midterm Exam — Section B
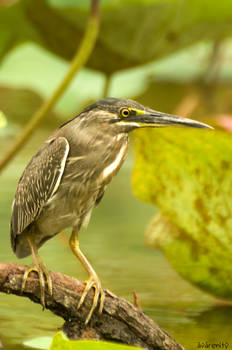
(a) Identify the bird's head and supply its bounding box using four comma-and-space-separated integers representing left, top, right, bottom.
81, 97, 212, 133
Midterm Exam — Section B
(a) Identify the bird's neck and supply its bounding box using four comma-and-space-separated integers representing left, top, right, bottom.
99, 134, 128, 182
64, 128, 129, 184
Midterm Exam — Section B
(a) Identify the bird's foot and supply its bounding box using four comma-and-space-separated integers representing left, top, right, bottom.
78, 273, 105, 324
21, 258, 52, 308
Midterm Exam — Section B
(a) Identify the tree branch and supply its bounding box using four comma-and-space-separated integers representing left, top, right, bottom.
0, 0, 100, 173
0, 262, 184, 350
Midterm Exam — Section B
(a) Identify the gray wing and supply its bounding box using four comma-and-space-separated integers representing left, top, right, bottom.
10, 137, 69, 249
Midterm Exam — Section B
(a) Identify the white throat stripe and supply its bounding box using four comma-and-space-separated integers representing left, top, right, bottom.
102, 144, 127, 179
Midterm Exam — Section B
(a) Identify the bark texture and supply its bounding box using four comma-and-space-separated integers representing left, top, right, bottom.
0, 263, 184, 350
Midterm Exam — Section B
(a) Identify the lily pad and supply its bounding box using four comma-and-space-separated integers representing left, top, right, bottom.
24, 336, 52, 349
50, 332, 141, 350
132, 127, 232, 299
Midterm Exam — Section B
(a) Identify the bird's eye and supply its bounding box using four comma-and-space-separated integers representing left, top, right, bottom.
120, 108, 130, 118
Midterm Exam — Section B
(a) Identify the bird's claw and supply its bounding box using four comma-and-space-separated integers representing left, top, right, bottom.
21, 262, 52, 308
78, 274, 105, 324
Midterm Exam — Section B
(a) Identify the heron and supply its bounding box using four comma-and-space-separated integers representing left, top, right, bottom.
10, 97, 212, 324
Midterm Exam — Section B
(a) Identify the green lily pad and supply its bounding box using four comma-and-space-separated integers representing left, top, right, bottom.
132, 127, 232, 299
50, 332, 141, 350
24, 336, 52, 349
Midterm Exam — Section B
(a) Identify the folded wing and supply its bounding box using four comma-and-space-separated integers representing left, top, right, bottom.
10, 137, 69, 251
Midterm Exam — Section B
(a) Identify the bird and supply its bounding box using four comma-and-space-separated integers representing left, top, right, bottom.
10, 97, 212, 324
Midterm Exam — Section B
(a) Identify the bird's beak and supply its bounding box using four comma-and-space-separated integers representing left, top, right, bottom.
134, 109, 213, 129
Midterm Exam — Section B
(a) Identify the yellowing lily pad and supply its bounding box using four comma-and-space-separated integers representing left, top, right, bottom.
132, 127, 232, 299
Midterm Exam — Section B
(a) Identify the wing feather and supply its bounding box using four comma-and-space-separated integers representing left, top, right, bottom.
10, 137, 69, 248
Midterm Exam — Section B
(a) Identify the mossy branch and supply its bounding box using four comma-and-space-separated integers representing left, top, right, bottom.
0, 0, 100, 173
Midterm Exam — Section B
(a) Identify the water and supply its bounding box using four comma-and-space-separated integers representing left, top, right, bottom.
1, 131, 232, 350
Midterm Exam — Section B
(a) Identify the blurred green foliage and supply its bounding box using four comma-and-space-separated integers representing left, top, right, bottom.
1, 0, 232, 73
132, 127, 232, 299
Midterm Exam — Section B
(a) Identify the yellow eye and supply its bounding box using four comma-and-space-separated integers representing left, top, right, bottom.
120, 108, 130, 118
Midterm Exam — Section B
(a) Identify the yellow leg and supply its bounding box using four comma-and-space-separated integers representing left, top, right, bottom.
69, 229, 105, 324
21, 237, 52, 308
